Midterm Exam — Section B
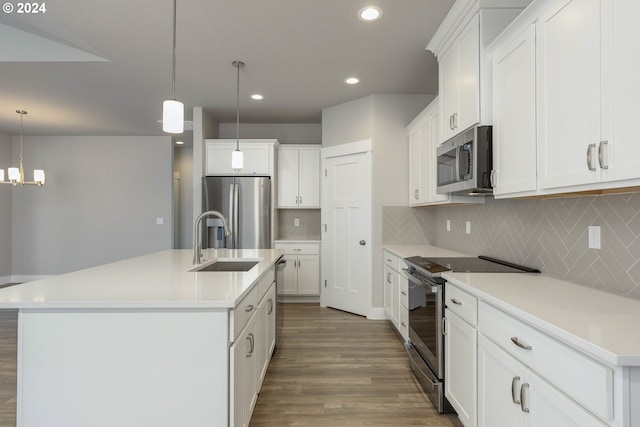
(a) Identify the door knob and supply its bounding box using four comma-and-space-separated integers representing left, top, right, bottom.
359, 240, 366, 246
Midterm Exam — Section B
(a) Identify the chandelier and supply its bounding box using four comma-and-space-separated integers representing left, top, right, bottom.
0, 110, 45, 186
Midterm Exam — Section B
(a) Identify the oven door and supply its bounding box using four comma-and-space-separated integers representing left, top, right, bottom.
406, 271, 444, 380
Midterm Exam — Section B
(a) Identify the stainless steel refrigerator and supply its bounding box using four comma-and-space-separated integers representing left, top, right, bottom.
202, 176, 271, 249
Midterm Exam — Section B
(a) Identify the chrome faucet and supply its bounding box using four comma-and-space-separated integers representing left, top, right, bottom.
193, 210, 232, 265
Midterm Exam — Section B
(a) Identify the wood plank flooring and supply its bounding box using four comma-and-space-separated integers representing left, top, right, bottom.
0, 310, 16, 427
250, 304, 463, 427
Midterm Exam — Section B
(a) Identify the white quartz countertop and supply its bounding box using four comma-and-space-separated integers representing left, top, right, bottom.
444, 272, 640, 366
0, 249, 284, 309
382, 244, 468, 259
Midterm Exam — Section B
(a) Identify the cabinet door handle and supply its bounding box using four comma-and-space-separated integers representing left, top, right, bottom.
268, 298, 273, 314
511, 336, 532, 351
387, 273, 392, 283
453, 113, 458, 129
450, 298, 462, 305
415, 189, 419, 200
293, 248, 302, 252
246, 334, 254, 358
490, 169, 496, 188
442, 317, 447, 336
401, 321, 407, 327
587, 143, 597, 171
299, 196, 302, 204
449, 114, 454, 130
520, 383, 530, 413
245, 304, 254, 313
511, 376, 521, 404
598, 140, 608, 169
401, 291, 407, 296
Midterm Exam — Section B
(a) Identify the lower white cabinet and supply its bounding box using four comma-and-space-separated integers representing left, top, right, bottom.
257, 283, 276, 388
445, 310, 477, 427
478, 334, 606, 427
383, 250, 408, 340
274, 242, 320, 296
230, 314, 258, 427
383, 264, 400, 328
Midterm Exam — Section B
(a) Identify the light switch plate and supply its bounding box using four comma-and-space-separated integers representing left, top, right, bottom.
588, 225, 601, 249
294, 218, 300, 227
156, 217, 164, 225
446, 220, 451, 232
466, 221, 471, 235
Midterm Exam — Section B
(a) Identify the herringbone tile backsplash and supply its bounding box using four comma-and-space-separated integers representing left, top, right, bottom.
383, 193, 640, 299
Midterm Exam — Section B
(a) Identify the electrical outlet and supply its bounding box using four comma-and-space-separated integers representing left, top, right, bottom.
466, 221, 471, 235
446, 220, 451, 232
588, 226, 601, 249
294, 218, 300, 227
156, 217, 164, 225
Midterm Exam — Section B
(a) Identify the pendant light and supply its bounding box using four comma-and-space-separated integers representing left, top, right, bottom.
162, 0, 184, 134
231, 60, 245, 170
0, 110, 45, 187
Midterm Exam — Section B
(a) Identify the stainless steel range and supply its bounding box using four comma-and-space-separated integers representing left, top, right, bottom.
403, 256, 539, 413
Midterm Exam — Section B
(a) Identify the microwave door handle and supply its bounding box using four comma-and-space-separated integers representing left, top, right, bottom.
455, 146, 461, 180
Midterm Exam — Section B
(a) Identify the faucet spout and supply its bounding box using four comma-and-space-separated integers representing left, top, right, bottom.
193, 210, 232, 265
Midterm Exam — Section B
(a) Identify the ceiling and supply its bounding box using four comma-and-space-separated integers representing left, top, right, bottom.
0, 0, 454, 136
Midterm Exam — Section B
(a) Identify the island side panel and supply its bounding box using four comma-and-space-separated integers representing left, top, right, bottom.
17, 308, 229, 427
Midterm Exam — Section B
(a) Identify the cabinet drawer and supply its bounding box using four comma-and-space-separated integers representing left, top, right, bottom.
400, 273, 409, 309
229, 286, 259, 342
478, 301, 613, 421
256, 267, 275, 303
274, 243, 320, 255
383, 250, 401, 271
445, 284, 477, 326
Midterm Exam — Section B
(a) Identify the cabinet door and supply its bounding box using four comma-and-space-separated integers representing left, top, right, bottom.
256, 292, 269, 388
265, 285, 276, 357
445, 310, 477, 427
427, 104, 448, 203
282, 254, 298, 295
230, 335, 247, 427
537, 0, 602, 190
605, 0, 640, 182
383, 266, 399, 328
493, 25, 537, 196
298, 149, 320, 208
456, 13, 480, 134
440, 47, 459, 143
296, 255, 320, 295
244, 319, 259, 423
277, 149, 300, 207
408, 122, 424, 205
478, 335, 526, 427
207, 142, 270, 175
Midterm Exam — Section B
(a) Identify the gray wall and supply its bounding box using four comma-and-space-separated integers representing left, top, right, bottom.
174, 145, 193, 249
383, 194, 640, 300
277, 209, 321, 240
0, 134, 11, 280
11, 135, 173, 276
219, 123, 321, 145
322, 96, 373, 147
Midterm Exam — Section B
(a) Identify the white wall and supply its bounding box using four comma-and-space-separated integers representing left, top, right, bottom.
174, 145, 193, 249
322, 96, 373, 147
218, 123, 321, 145
192, 107, 219, 241
11, 135, 173, 276
0, 134, 12, 281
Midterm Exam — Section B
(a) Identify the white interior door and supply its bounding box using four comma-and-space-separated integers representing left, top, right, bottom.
323, 150, 372, 317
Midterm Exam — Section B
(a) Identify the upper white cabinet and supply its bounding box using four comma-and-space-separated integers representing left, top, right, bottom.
407, 97, 484, 206
491, 24, 537, 197
205, 139, 278, 176
489, 0, 640, 197
276, 145, 320, 208
427, 0, 530, 144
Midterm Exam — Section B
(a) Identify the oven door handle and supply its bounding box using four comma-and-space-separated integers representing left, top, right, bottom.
404, 271, 439, 293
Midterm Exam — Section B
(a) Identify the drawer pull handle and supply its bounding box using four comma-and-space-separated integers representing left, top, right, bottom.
245, 304, 254, 313
401, 291, 407, 296
511, 376, 521, 404
450, 298, 462, 305
511, 336, 532, 351
387, 258, 392, 262
401, 321, 407, 327
520, 383, 530, 413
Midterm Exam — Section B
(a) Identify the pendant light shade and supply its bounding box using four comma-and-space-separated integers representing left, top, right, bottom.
232, 60, 245, 170
162, 99, 184, 133
162, 0, 184, 134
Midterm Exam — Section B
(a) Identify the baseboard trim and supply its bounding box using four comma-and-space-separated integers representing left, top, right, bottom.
367, 306, 387, 320
283, 296, 320, 304
0, 276, 10, 286
10, 275, 52, 283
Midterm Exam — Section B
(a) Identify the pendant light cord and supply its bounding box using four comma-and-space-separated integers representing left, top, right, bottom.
233, 61, 245, 151
17, 110, 26, 165
171, 0, 177, 100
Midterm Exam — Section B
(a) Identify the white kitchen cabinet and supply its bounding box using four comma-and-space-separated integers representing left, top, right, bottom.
230, 314, 258, 427
478, 334, 607, 427
427, 1, 529, 144
439, 14, 481, 142
277, 145, 320, 208
407, 98, 483, 206
275, 242, 320, 296
445, 284, 478, 427
205, 139, 278, 176
491, 24, 537, 197
537, 0, 602, 190
257, 283, 276, 388
383, 264, 400, 329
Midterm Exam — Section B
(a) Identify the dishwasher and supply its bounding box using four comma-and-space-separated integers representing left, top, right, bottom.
275, 256, 286, 350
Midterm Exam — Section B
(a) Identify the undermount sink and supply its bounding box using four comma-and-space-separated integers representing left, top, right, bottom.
192, 260, 259, 272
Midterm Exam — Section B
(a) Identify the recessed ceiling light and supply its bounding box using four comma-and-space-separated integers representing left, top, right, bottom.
345, 77, 360, 85
251, 94, 264, 100
175, 140, 184, 145
358, 6, 382, 22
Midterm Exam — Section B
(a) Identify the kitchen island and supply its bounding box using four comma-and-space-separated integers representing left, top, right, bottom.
0, 248, 284, 427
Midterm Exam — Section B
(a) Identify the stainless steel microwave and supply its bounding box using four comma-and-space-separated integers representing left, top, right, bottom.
436, 126, 493, 195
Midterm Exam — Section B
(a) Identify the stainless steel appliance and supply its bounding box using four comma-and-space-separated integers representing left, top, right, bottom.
403, 256, 539, 414
202, 176, 271, 249
436, 125, 493, 195
275, 256, 286, 350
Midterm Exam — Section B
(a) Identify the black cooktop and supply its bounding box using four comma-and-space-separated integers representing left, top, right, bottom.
404, 255, 540, 275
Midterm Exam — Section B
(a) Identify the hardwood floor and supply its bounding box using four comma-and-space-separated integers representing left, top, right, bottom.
251, 304, 463, 427
0, 310, 16, 427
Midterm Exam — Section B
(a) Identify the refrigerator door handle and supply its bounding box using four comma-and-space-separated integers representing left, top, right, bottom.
233, 183, 240, 248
